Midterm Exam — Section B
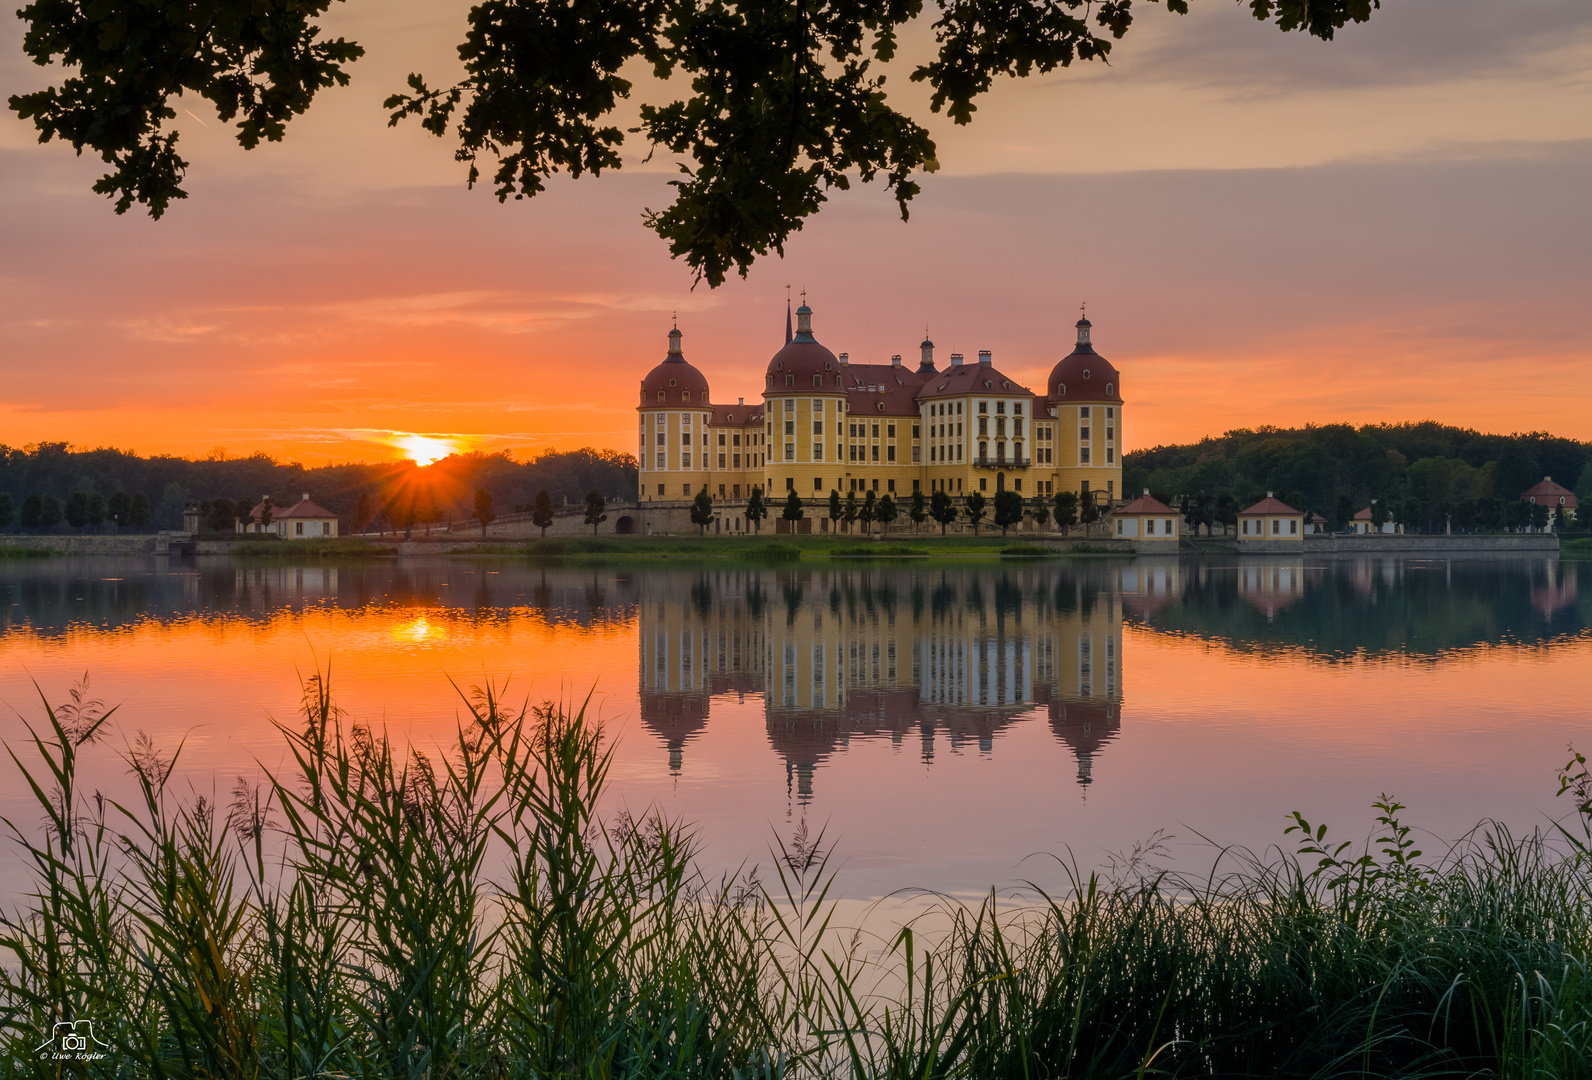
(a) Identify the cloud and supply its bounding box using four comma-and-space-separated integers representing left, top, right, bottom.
1126, 0, 1592, 93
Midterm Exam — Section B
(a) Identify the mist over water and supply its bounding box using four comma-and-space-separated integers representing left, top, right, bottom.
0, 554, 1587, 900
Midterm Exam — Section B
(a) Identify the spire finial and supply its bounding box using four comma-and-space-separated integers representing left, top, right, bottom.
1080, 301, 1087, 320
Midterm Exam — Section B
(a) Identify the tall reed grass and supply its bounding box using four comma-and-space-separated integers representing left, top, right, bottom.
2, 673, 1591, 1079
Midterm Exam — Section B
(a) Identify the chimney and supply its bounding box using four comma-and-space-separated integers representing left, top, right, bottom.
950, 352, 964, 366
302, 493, 309, 502
738, 397, 744, 405
978, 350, 992, 365
891, 354, 902, 367
838, 352, 849, 364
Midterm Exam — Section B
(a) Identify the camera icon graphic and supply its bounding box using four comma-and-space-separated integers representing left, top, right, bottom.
36, 1019, 109, 1059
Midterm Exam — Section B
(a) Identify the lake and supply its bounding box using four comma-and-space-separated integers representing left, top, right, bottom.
0, 553, 1587, 900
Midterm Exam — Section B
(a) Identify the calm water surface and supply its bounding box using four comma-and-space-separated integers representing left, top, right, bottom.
1, 554, 1587, 899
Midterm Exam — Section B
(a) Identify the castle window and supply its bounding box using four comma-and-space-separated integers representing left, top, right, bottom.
683, 391, 691, 402
1107, 407, 1114, 418
785, 398, 795, 412
657, 390, 665, 401
1082, 370, 1091, 379
1106, 383, 1114, 395
996, 401, 1006, 415
979, 401, 988, 413
1014, 402, 1024, 416
785, 375, 794, 386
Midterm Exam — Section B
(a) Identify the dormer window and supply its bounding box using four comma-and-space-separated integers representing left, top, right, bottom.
682, 391, 691, 402
657, 390, 665, 401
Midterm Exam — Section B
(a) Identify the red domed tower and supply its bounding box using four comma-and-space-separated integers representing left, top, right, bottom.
1043, 312, 1125, 506
638, 322, 713, 505
761, 298, 849, 499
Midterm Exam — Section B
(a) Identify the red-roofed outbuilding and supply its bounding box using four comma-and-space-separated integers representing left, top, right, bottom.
1237, 492, 1303, 543
1520, 477, 1578, 531
1113, 490, 1180, 544
244, 494, 339, 539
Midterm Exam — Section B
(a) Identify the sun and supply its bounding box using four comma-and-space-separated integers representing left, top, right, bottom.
391, 434, 456, 467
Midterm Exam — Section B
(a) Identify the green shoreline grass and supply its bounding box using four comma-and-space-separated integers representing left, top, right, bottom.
228, 537, 394, 559
0, 546, 52, 559
5, 672, 1592, 1079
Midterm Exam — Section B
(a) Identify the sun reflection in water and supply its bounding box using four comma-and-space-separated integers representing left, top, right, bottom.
392, 615, 447, 645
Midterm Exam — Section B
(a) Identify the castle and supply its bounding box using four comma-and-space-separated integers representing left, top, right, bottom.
637, 300, 1125, 533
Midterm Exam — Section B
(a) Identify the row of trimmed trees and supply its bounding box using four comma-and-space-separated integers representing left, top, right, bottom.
687, 487, 1105, 537
0, 491, 153, 531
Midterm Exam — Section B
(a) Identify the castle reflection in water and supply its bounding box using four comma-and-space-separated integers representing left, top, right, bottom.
639, 564, 1151, 797
636, 554, 1583, 801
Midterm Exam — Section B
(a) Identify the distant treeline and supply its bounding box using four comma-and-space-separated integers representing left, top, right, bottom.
0, 443, 638, 532
1124, 422, 1592, 532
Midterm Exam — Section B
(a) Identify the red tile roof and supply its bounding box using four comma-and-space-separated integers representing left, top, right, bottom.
841, 363, 931, 416
1116, 492, 1175, 515
1520, 478, 1578, 508
711, 403, 763, 426
917, 363, 1034, 401
247, 496, 337, 521
1238, 495, 1301, 516
1046, 344, 1123, 404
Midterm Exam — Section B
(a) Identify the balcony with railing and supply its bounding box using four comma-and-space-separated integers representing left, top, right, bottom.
972, 454, 1030, 469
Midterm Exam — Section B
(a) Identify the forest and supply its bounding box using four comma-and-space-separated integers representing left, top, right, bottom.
0, 443, 638, 531
1124, 422, 1592, 532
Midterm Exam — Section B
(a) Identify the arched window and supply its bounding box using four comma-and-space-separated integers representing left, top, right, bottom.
657, 390, 665, 401
682, 391, 691, 402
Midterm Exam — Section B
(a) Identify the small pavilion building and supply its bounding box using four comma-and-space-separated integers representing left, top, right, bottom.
1113, 490, 1180, 546
1520, 477, 1578, 530
1352, 505, 1400, 534
245, 494, 340, 538
1237, 492, 1304, 543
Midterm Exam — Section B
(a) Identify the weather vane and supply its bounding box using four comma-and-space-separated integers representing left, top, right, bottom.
1080, 301, 1087, 319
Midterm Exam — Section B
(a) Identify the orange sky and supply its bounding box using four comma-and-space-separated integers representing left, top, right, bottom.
2, 0, 1589, 465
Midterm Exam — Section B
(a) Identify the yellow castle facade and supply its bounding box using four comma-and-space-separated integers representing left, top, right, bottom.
636, 302, 1125, 532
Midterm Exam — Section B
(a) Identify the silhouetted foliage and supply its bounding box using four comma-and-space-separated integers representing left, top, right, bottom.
1126, 423, 1590, 533
14, 0, 1381, 284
